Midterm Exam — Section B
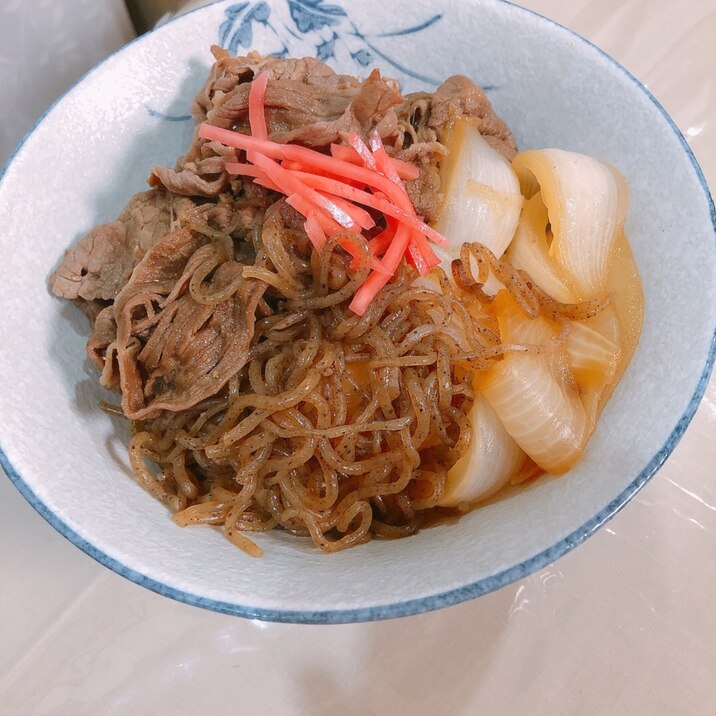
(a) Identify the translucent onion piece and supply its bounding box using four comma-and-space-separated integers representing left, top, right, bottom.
435, 118, 523, 275
505, 193, 577, 304
439, 392, 526, 506
512, 149, 627, 300
479, 352, 588, 474
494, 289, 558, 345
581, 303, 621, 346
566, 320, 620, 387
479, 292, 588, 473
578, 235, 644, 413
602, 234, 644, 377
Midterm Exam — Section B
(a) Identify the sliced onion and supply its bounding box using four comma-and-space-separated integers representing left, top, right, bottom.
479, 292, 589, 473
603, 234, 644, 372
479, 352, 588, 474
571, 303, 627, 420
435, 118, 523, 287
566, 320, 620, 386
505, 193, 577, 304
512, 149, 626, 300
581, 303, 621, 345
439, 392, 526, 506
494, 289, 558, 345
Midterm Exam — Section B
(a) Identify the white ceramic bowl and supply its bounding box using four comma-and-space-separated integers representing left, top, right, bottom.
0, 0, 714, 623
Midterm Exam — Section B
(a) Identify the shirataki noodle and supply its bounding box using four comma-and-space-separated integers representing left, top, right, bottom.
121, 202, 594, 555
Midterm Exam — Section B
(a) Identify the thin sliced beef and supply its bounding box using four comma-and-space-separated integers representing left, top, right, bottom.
87, 304, 118, 378
150, 52, 404, 197
404, 156, 444, 224
54, 52, 519, 423
181, 191, 266, 239
117, 226, 201, 291
153, 48, 363, 197
74, 298, 110, 324
427, 75, 517, 159
50, 190, 186, 302
193, 47, 360, 123
209, 77, 361, 136
51, 220, 132, 302
110, 228, 266, 419
150, 164, 226, 197
121, 189, 183, 255
272, 68, 402, 147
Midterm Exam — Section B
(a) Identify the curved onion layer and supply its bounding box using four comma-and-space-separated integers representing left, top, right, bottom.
478, 292, 589, 473
574, 235, 644, 414
439, 392, 526, 506
435, 118, 523, 289
512, 149, 627, 301
433, 138, 644, 502
479, 351, 588, 474
566, 320, 620, 386
495, 284, 560, 345
505, 193, 577, 304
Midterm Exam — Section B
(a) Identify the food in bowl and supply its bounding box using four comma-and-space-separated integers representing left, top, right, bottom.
50, 47, 643, 556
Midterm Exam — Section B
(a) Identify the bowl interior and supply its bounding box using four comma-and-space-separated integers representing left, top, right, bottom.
0, 0, 713, 622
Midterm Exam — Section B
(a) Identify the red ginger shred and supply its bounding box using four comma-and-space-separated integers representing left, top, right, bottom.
197, 87, 444, 314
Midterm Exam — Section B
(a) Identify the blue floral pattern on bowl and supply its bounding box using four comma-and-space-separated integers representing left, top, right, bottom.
218, 0, 444, 85
146, 0, 447, 121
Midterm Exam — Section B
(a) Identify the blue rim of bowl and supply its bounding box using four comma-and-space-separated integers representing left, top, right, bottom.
1, 0, 714, 624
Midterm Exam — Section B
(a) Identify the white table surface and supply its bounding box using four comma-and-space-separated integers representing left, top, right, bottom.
1, 1, 714, 713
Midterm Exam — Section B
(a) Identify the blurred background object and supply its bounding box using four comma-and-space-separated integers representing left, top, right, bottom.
0, 0, 217, 165
125, 0, 211, 33
0, 0, 134, 166
125, 0, 182, 33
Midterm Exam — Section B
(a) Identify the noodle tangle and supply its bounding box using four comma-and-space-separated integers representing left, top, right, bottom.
123, 202, 596, 554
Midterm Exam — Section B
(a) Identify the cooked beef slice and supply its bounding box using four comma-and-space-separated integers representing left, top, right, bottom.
110, 228, 265, 419
149, 49, 516, 223
53, 50, 518, 420
50, 191, 188, 302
